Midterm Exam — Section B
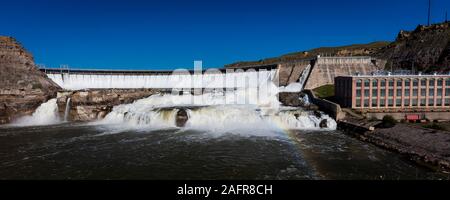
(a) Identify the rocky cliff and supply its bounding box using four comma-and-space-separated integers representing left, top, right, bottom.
375, 22, 450, 72
57, 89, 160, 122
0, 36, 61, 124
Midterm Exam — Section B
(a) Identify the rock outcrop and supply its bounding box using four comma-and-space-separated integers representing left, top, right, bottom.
375, 22, 450, 72
57, 89, 160, 122
0, 36, 61, 124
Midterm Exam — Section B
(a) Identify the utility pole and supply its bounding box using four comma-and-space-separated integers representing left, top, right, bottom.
446, 11, 448, 23
428, 0, 432, 26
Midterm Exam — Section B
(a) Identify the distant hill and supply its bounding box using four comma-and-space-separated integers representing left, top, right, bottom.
225, 41, 390, 68
226, 22, 450, 73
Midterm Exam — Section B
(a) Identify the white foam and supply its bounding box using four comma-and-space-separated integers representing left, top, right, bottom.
12, 99, 60, 126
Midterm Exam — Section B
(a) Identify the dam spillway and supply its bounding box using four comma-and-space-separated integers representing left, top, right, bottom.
40, 56, 380, 91
41, 65, 279, 90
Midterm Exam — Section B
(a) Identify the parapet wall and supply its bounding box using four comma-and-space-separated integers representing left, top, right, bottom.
304, 89, 345, 120
304, 57, 381, 89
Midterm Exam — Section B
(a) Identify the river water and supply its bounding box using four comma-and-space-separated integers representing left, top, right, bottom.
0, 123, 446, 180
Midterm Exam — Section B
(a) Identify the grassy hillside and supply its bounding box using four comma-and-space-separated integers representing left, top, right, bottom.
226, 41, 390, 68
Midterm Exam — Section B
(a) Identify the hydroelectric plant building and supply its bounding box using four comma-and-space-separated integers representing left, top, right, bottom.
335, 74, 450, 120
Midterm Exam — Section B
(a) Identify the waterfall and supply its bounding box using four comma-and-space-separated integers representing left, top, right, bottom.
64, 98, 71, 121
279, 64, 312, 92
298, 64, 312, 91
12, 99, 60, 126
100, 90, 337, 131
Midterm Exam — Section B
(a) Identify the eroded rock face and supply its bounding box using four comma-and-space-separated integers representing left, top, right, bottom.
175, 109, 189, 127
57, 89, 160, 122
0, 36, 61, 124
278, 92, 308, 107
376, 22, 450, 72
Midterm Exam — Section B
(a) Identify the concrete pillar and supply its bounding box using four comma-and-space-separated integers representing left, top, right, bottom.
443, 77, 447, 107
385, 79, 389, 108
401, 79, 405, 108
426, 78, 430, 108
377, 78, 381, 108
393, 78, 397, 108
369, 79, 373, 108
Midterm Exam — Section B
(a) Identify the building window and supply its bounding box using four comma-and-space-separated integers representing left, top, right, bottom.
412, 99, 418, 106
437, 99, 442, 106
405, 89, 410, 96
429, 98, 435, 106
356, 79, 362, 87
372, 98, 378, 107
438, 89, 442, 96
438, 79, 443, 86
396, 99, 402, 107
397, 79, 402, 87
356, 89, 361, 97
356, 99, 361, 107
372, 80, 378, 87
380, 99, 386, 106
381, 80, 386, 87
445, 98, 450, 106
413, 89, 418, 96
372, 89, 378, 97
446, 79, 450, 87
413, 79, 419, 87
364, 99, 369, 107
388, 99, 394, 107
388, 89, 393, 96
397, 89, 402, 96
429, 79, 435, 86
446, 88, 450, 96
389, 80, 394, 87
404, 99, 410, 106
421, 88, 426, 96
364, 80, 370, 87
381, 90, 386, 97
364, 89, 369, 97
421, 79, 427, 86
429, 88, 434, 96
420, 99, 426, 106
405, 79, 410, 87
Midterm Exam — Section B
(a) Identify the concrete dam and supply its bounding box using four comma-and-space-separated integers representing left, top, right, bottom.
40, 56, 381, 91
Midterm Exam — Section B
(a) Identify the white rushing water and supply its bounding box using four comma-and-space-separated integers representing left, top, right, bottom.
12, 99, 60, 126
97, 67, 336, 132
99, 89, 337, 132
17, 67, 336, 131
64, 98, 71, 122
279, 64, 312, 92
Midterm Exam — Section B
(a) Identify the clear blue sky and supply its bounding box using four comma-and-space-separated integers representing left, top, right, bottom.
1, 0, 449, 70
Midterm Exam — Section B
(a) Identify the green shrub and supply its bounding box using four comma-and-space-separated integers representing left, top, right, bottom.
377, 115, 397, 128
423, 123, 445, 131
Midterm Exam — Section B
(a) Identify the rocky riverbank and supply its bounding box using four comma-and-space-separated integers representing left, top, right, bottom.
0, 36, 60, 124
57, 89, 160, 122
339, 120, 450, 172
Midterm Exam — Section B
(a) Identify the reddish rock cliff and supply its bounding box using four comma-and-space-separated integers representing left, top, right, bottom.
0, 36, 61, 124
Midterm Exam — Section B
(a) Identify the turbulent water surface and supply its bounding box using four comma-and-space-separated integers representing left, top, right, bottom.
0, 123, 446, 180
